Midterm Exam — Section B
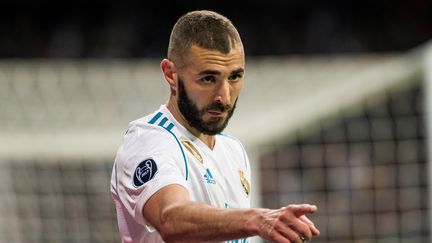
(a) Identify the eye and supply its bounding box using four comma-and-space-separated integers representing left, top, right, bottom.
228, 73, 243, 82
201, 76, 216, 84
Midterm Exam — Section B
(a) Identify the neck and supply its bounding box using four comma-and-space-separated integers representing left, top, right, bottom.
166, 98, 216, 149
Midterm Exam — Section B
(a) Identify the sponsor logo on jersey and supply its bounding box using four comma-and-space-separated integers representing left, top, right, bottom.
133, 158, 158, 187
204, 168, 216, 184
238, 170, 250, 196
181, 140, 204, 164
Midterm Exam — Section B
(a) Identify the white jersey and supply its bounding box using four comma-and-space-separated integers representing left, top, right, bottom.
110, 105, 251, 243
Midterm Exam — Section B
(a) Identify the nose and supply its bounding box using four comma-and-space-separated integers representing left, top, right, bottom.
214, 80, 231, 104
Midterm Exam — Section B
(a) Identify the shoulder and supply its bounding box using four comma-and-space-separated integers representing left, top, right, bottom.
218, 133, 251, 175
126, 118, 175, 147
124, 107, 179, 146
217, 133, 245, 151
116, 117, 182, 166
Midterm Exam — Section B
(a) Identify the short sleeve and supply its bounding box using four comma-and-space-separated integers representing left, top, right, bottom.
114, 124, 188, 226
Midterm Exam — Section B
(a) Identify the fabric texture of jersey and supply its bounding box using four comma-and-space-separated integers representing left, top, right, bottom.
110, 105, 251, 243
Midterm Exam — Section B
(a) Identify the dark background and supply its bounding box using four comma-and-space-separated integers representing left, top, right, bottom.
1, 0, 431, 58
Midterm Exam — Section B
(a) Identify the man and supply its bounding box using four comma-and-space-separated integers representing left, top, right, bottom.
110, 10, 320, 243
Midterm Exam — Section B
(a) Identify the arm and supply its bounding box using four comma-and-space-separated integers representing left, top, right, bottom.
143, 184, 320, 243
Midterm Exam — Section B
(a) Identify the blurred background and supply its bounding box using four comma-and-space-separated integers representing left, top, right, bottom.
0, 0, 431, 242
1, 0, 431, 58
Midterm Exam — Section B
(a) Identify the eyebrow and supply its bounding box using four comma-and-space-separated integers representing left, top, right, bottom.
198, 68, 244, 76
231, 68, 245, 75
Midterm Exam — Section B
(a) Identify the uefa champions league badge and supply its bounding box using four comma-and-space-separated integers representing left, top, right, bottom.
133, 158, 158, 187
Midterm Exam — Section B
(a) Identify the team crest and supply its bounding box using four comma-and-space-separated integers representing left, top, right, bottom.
238, 170, 250, 196
181, 140, 204, 164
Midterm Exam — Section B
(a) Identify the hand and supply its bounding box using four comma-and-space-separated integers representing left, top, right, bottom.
257, 204, 320, 243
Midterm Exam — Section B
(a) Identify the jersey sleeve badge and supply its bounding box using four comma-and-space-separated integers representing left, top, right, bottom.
133, 158, 158, 187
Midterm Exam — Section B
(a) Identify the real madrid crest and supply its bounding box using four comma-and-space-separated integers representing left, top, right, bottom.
238, 169, 250, 196
181, 140, 204, 164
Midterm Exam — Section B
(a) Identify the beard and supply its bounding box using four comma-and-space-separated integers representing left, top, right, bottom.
177, 78, 237, 135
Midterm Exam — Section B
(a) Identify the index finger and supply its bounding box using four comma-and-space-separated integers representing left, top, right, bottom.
286, 204, 318, 217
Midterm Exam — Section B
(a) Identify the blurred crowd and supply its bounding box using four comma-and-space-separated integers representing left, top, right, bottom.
1, 0, 431, 58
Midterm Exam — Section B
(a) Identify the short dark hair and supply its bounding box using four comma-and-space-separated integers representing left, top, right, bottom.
167, 10, 243, 67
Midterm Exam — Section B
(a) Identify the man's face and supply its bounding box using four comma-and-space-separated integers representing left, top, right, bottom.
176, 45, 245, 135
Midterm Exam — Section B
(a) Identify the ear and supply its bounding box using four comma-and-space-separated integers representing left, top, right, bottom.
161, 59, 177, 93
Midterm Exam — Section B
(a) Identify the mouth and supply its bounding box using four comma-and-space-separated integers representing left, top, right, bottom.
207, 110, 226, 117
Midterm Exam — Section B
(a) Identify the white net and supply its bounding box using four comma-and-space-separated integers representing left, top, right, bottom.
0, 60, 168, 243
259, 85, 428, 242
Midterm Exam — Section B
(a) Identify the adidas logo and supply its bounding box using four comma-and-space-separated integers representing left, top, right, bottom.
204, 168, 216, 184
